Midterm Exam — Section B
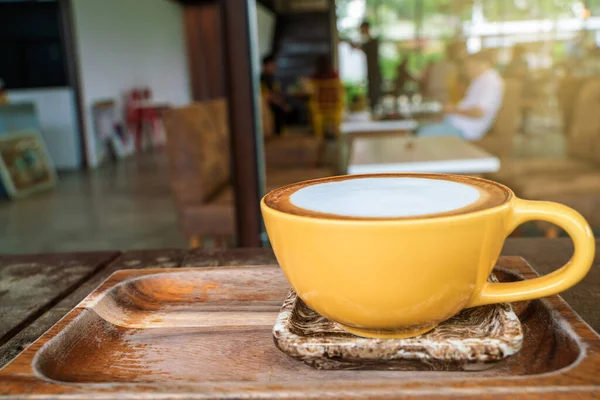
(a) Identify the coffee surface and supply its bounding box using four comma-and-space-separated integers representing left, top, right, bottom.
264, 175, 510, 220
291, 178, 479, 218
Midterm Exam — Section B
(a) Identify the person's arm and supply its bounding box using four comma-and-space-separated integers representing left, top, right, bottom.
267, 90, 291, 111
262, 77, 290, 110
446, 76, 503, 119
340, 37, 363, 51
445, 104, 484, 118
268, 92, 290, 110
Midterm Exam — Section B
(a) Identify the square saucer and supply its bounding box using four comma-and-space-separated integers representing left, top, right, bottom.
273, 275, 523, 371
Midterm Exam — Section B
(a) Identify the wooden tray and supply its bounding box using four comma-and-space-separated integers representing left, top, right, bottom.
1, 257, 599, 399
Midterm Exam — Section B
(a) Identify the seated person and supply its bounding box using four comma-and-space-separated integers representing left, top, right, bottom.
260, 54, 290, 136
418, 51, 504, 141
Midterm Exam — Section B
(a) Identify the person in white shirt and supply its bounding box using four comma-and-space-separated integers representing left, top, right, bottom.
418, 51, 504, 141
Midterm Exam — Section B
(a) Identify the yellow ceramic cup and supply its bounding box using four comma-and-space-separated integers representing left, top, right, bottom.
261, 174, 595, 339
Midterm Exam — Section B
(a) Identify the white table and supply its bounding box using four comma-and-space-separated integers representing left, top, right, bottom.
348, 136, 500, 175
341, 119, 418, 136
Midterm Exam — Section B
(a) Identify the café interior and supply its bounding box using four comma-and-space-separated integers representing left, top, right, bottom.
4, 1, 600, 397
1, 0, 600, 250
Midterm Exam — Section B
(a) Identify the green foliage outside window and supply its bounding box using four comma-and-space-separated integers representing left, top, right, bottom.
343, 81, 366, 105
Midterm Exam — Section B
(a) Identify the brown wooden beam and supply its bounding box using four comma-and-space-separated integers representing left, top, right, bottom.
183, 1, 227, 101
328, 0, 338, 69
221, 0, 264, 247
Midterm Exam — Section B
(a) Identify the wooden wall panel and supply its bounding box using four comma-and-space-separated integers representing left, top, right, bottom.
183, 2, 226, 101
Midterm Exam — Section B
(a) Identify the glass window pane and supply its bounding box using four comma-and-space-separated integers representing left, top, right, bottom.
375, 0, 415, 41
422, 0, 460, 38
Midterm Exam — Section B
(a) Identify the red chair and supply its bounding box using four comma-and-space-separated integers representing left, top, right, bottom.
126, 88, 165, 150
125, 90, 142, 149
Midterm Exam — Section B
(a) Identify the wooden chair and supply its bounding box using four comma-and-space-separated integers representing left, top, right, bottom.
489, 78, 600, 235
163, 99, 335, 248
423, 60, 458, 104
475, 78, 522, 158
558, 76, 590, 137
308, 79, 344, 139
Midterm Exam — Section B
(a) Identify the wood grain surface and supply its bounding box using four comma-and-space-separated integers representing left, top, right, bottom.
0, 257, 599, 399
0, 252, 119, 347
502, 238, 600, 332
0, 240, 599, 398
0, 249, 260, 367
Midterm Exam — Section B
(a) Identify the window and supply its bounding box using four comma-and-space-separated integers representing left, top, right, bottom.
337, 0, 600, 81
0, 1, 68, 89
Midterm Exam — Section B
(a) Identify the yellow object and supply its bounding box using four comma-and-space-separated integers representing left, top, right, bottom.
261, 174, 595, 339
308, 79, 344, 139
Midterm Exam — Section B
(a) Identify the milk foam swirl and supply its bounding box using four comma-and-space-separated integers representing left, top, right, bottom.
289, 177, 481, 218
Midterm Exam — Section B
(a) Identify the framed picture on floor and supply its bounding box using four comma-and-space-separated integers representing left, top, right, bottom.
93, 99, 134, 161
92, 99, 115, 166
0, 130, 57, 199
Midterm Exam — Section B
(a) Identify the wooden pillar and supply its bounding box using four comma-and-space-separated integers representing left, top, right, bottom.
221, 0, 264, 247
180, 0, 265, 247
328, 0, 339, 70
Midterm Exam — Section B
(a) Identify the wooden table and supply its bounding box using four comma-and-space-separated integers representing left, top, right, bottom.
0, 239, 598, 368
348, 135, 501, 175
1, 240, 599, 398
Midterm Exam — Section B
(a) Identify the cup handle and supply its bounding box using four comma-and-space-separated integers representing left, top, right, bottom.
467, 198, 595, 307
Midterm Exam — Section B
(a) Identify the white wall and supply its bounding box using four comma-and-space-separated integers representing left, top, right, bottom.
72, 0, 191, 167
257, 4, 276, 57
7, 88, 81, 169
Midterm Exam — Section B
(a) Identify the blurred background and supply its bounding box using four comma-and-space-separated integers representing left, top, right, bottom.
1, 0, 599, 253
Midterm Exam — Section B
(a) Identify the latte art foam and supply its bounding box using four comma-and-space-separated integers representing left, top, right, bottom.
264, 174, 510, 220
289, 177, 481, 218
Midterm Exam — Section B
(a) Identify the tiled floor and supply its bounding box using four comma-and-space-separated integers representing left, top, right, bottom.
0, 151, 187, 254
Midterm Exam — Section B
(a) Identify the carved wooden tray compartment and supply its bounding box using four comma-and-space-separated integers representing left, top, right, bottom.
1, 257, 599, 399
